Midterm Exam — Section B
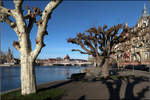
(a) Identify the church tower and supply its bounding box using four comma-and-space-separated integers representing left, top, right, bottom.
6, 48, 14, 63
137, 4, 150, 28
142, 3, 147, 17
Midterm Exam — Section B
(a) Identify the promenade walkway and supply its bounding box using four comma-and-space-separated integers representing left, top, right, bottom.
60, 70, 150, 100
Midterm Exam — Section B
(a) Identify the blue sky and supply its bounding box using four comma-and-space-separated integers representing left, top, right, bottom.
1, 1, 149, 60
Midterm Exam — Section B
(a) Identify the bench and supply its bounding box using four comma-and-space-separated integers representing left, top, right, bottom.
70, 73, 86, 81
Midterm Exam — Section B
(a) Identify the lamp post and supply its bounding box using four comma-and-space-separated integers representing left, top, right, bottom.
132, 45, 136, 76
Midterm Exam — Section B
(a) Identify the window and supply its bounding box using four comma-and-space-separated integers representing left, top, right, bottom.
144, 53, 149, 60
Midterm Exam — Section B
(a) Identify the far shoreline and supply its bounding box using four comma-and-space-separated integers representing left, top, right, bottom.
0, 64, 90, 67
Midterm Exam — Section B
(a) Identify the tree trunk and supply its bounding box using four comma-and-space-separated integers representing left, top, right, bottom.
93, 58, 97, 67
94, 57, 101, 67
20, 52, 36, 95
101, 59, 109, 78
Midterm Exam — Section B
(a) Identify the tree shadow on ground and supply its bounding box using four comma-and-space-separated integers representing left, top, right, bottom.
37, 80, 74, 100
101, 75, 149, 100
78, 95, 86, 100
37, 80, 73, 92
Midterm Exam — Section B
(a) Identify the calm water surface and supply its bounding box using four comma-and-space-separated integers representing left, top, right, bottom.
1, 66, 86, 92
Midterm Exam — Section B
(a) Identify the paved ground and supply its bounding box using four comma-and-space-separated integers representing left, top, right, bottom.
59, 70, 150, 100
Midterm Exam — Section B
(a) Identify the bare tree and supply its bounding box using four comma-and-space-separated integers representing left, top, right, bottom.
67, 24, 147, 78
0, 0, 62, 95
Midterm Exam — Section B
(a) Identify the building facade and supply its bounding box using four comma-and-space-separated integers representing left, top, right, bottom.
116, 4, 150, 66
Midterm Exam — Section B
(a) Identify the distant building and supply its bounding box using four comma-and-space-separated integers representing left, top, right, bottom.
64, 54, 70, 61
0, 48, 19, 64
0, 50, 4, 64
35, 55, 89, 66
6, 48, 14, 63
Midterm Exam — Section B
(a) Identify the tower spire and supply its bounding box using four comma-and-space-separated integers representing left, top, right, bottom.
144, 3, 146, 10
143, 3, 147, 17
149, 1, 150, 14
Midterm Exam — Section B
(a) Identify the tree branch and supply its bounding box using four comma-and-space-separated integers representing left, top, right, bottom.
12, 0, 26, 38
27, 17, 35, 33
3, 17, 20, 34
41, 0, 62, 21
14, 0, 23, 10
79, 39, 93, 55
72, 49, 89, 54
0, 6, 13, 16
25, 6, 41, 34
31, 0, 62, 61
13, 41, 20, 51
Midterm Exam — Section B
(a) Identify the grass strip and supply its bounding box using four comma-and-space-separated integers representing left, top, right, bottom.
1, 88, 65, 100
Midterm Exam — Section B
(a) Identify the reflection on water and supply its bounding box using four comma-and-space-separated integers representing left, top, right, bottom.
1, 66, 85, 92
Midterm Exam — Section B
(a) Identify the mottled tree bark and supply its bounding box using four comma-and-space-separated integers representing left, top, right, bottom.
20, 54, 36, 94
19, 33, 37, 95
101, 59, 109, 78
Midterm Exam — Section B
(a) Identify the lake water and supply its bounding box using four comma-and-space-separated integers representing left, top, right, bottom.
0, 66, 86, 92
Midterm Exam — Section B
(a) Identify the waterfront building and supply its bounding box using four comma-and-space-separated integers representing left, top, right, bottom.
115, 4, 150, 66
64, 54, 70, 62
